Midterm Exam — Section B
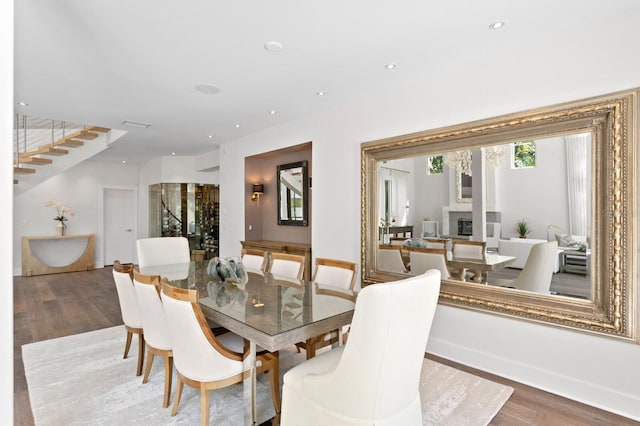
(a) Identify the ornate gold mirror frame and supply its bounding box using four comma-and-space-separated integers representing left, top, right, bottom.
361, 89, 638, 340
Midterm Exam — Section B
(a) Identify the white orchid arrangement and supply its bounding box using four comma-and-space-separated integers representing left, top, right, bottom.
45, 200, 74, 227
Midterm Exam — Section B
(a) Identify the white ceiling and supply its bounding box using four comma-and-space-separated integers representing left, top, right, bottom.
14, 0, 640, 164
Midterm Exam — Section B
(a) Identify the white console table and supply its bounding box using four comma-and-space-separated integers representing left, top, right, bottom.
22, 234, 95, 276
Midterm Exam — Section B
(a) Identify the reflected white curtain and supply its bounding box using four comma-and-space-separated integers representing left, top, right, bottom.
378, 166, 409, 226
564, 133, 591, 237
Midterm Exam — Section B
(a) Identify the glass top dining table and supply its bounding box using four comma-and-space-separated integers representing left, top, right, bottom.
139, 260, 357, 425
447, 253, 516, 283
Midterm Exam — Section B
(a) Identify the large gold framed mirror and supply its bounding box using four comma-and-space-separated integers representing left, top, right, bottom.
361, 88, 638, 340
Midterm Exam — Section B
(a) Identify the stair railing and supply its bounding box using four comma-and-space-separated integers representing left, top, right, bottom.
13, 114, 86, 166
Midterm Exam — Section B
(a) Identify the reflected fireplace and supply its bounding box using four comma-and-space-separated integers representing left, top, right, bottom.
458, 218, 473, 236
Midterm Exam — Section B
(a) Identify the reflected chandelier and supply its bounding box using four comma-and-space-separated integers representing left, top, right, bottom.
442, 145, 508, 176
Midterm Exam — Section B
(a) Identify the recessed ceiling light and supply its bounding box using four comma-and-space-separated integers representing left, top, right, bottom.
122, 160, 126, 164
208, 135, 214, 139
235, 124, 240, 128
385, 63, 397, 70
489, 21, 505, 30
122, 120, 151, 128
269, 110, 277, 115
194, 83, 221, 95
17, 102, 28, 106
316, 91, 325, 96
171, 152, 176, 156
264, 41, 283, 52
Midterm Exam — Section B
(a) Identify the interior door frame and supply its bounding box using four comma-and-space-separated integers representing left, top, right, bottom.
98, 186, 138, 268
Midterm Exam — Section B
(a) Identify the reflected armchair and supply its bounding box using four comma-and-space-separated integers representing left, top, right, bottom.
496, 241, 558, 294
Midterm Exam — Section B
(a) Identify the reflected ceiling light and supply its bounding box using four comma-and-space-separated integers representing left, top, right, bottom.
489, 21, 505, 29
385, 63, 396, 70
122, 120, 151, 128
316, 91, 325, 96
17, 102, 28, 106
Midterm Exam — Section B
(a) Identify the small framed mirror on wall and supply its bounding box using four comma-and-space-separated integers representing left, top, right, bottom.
277, 160, 309, 226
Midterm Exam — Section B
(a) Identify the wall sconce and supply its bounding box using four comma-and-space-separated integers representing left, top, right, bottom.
251, 183, 264, 202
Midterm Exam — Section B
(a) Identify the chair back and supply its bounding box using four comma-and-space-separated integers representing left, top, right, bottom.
132, 268, 172, 351
136, 237, 190, 268
241, 248, 267, 273
377, 245, 407, 274
112, 260, 142, 329
514, 241, 558, 294
423, 238, 448, 250
325, 270, 441, 421
268, 253, 305, 280
486, 223, 502, 249
389, 237, 407, 246
452, 240, 486, 260
312, 258, 357, 290
408, 247, 449, 278
160, 281, 244, 381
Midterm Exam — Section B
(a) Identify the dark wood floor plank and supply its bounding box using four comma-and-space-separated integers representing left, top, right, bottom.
14, 268, 637, 426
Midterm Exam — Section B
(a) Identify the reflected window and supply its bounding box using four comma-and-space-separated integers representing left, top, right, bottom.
427, 155, 443, 175
513, 140, 536, 168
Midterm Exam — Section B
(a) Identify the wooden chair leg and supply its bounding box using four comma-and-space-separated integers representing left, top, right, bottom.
143, 351, 155, 384
171, 378, 183, 416
269, 353, 281, 414
200, 386, 210, 426
136, 333, 145, 376
163, 355, 173, 408
123, 331, 133, 359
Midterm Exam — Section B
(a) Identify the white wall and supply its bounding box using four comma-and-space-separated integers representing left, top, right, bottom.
218, 23, 640, 420
497, 136, 570, 239
12, 155, 221, 274
13, 160, 139, 273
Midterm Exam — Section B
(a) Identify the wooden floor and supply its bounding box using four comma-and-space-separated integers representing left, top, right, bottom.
13, 268, 638, 426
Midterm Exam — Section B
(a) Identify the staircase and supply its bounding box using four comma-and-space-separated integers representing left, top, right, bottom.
13, 115, 127, 195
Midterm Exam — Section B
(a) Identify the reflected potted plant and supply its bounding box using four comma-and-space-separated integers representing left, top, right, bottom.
515, 219, 531, 238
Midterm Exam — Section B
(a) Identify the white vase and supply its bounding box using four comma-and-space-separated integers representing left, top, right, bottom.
55, 223, 64, 236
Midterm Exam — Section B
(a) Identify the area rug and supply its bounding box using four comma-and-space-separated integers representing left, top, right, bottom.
23, 326, 513, 425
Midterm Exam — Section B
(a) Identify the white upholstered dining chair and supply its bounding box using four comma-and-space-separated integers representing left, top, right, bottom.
112, 260, 145, 377
160, 280, 280, 425
267, 252, 305, 280
132, 267, 174, 408
281, 269, 441, 426
408, 247, 450, 278
452, 240, 486, 280
241, 248, 267, 274
296, 258, 358, 359
136, 236, 190, 268
377, 244, 408, 274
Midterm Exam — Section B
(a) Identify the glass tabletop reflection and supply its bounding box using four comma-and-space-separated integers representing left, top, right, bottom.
140, 261, 357, 339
